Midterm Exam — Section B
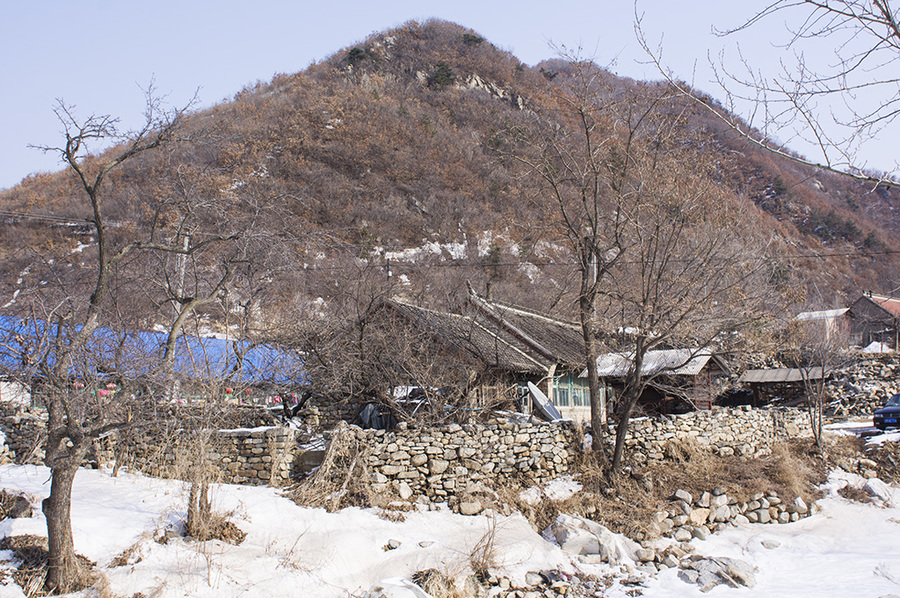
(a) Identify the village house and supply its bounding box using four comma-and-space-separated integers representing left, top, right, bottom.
373, 288, 592, 419
845, 292, 900, 350
795, 307, 851, 346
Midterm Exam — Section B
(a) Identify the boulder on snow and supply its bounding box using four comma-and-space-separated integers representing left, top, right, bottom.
363, 578, 434, 598
679, 557, 757, 592
863, 478, 895, 507
548, 514, 638, 564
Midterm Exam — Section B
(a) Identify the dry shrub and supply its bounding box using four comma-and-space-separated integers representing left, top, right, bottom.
0, 535, 97, 597
108, 541, 143, 568
183, 480, 246, 545
291, 422, 377, 511
376, 501, 414, 522
0, 490, 32, 520
412, 569, 465, 598
837, 484, 872, 503
468, 517, 499, 580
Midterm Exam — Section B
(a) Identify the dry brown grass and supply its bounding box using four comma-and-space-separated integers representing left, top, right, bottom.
290, 423, 380, 511
644, 438, 823, 507
411, 569, 467, 598
468, 517, 499, 580
501, 438, 831, 541
0, 535, 97, 597
837, 484, 873, 503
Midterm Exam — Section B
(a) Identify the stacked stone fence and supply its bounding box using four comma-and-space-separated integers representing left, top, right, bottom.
347, 418, 581, 501
0, 401, 47, 464
622, 406, 812, 465
1, 398, 815, 492
296, 396, 360, 429
99, 425, 298, 487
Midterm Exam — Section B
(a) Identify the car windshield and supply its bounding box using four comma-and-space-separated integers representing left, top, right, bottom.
888, 394, 900, 407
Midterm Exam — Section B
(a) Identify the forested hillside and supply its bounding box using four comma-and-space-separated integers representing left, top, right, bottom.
0, 19, 897, 337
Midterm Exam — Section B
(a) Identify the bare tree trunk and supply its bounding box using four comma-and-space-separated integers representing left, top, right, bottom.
186, 477, 212, 540
808, 386, 824, 448
581, 290, 605, 453
611, 386, 638, 472
42, 450, 88, 593
612, 344, 645, 472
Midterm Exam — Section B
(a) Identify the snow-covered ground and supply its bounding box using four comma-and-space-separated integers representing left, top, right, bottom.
0, 455, 898, 596
642, 469, 900, 597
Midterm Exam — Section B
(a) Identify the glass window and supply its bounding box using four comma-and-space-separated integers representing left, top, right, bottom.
556, 387, 570, 407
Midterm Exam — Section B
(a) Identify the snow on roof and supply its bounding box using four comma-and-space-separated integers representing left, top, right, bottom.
796, 308, 849, 321
582, 348, 718, 378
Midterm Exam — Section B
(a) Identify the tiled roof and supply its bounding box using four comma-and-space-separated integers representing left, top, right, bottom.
869, 294, 900, 318
385, 300, 549, 374
467, 293, 586, 367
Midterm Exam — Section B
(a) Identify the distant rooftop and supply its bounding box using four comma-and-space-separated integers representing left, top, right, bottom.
796, 308, 849, 321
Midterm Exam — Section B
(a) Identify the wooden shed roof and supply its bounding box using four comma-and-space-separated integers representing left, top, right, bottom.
737, 367, 826, 384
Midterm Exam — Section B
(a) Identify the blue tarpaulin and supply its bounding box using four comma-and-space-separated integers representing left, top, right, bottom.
0, 314, 304, 385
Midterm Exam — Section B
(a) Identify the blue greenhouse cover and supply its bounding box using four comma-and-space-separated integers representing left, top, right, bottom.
0, 314, 303, 385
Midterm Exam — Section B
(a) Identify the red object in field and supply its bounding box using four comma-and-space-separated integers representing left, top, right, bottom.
225, 388, 233, 394
97, 389, 111, 397
243, 388, 252, 394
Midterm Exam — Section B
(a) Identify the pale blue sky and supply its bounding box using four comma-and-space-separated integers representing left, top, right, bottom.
1, 1, 892, 190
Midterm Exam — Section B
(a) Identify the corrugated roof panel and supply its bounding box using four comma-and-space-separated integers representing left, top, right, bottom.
587, 348, 714, 378
737, 367, 825, 384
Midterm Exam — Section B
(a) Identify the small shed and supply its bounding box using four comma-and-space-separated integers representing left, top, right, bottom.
587, 348, 732, 412
737, 367, 827, 406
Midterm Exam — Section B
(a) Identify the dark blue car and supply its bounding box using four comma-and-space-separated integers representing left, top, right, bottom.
874, 392, 900, 430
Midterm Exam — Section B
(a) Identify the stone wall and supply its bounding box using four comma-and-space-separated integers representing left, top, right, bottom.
0, 400, 47, 464
0, 396, 815, 493
301, 396, 360, 429
622, 406, 812, 465
348, 417, 581, 500
107, 426, 298, 487
827, 353, 899, 416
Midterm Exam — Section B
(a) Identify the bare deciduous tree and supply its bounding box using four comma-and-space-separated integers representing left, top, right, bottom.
7, 90, 260, 593
599, 158, 771, 471
783, 299, 850, 447
502, 56, 659, 453
638, 1, 900, 186
504, 56, 771, 470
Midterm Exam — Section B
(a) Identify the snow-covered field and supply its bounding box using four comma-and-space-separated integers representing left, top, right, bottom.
642, 469, 900, 597
0, 448, 898, 597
